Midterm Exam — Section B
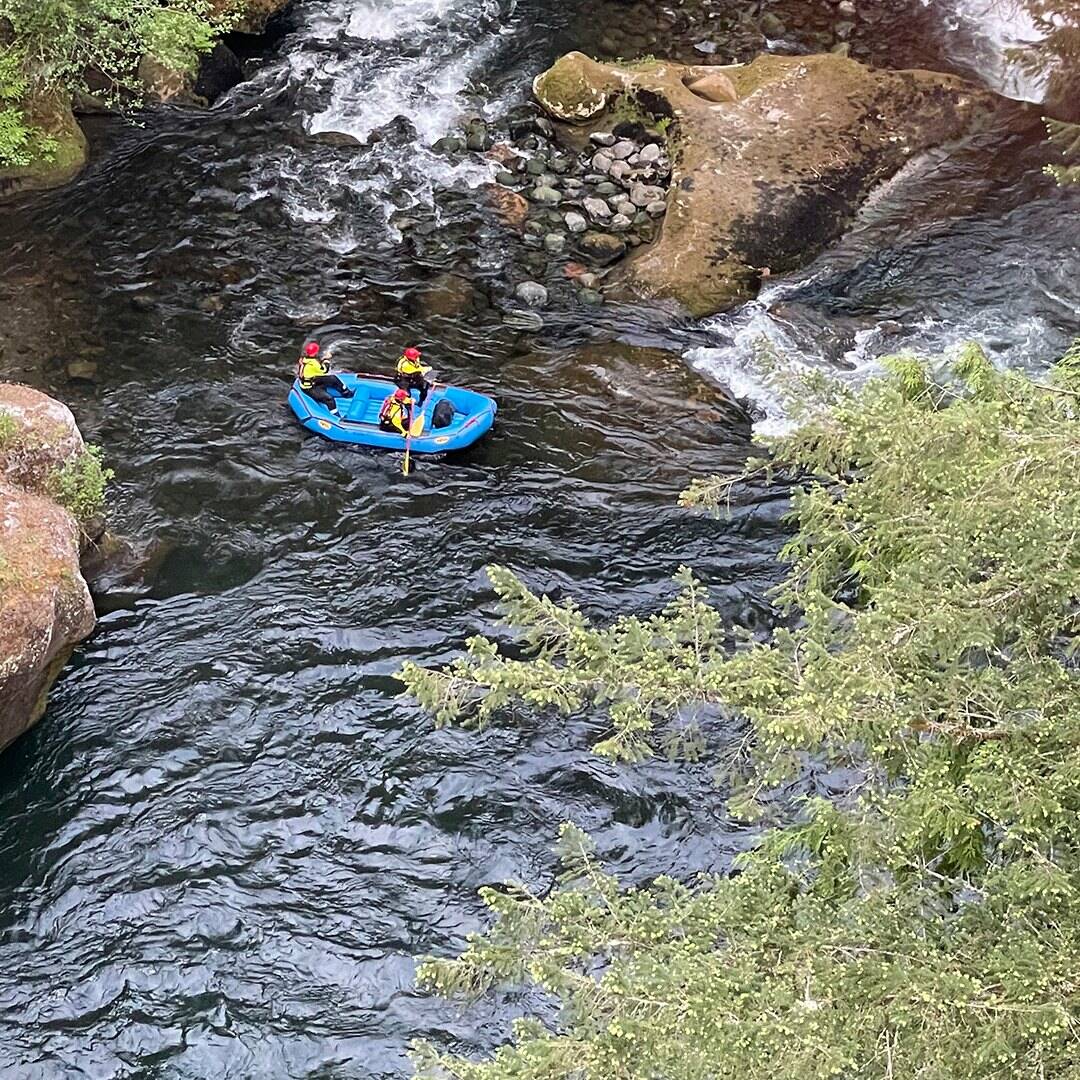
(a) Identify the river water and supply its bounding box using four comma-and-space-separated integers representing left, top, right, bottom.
0, 0, 1078, 1075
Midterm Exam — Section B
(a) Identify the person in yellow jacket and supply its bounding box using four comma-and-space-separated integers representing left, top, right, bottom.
395, 346, 432, 406
297, 341, 353, 414
378, 388, 413, 435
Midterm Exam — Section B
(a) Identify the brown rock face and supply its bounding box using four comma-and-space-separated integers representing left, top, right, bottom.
534, 51, 1002, 316
0, 484, 95, 750
0, 384, 97, 752
0, 383, 87, 494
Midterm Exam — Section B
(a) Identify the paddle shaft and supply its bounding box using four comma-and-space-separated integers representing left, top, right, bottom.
402, 402, 414, 475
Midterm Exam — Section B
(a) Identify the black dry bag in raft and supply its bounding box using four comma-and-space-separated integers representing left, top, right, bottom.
433, 399, 456, 429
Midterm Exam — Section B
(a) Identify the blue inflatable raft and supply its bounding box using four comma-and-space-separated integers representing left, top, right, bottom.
288, 373, 496, 453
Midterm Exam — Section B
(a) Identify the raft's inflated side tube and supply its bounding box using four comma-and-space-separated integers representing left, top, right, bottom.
288, 373, 496, 455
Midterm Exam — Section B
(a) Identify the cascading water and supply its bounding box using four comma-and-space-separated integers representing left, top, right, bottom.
931, 0, 1054, 103
689, 112, 1080, 432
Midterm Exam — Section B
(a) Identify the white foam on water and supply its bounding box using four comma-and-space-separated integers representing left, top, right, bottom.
689, 288, 1068, 437
345, 0, 460, 40
931, 0, 1053, 103
687, 299, 826, 438
309, 0, 506, 146
235, 0, 514, 259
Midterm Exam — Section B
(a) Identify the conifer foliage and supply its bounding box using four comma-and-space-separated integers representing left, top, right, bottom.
0, 0, 231, 165
403, 345, 1080, 1079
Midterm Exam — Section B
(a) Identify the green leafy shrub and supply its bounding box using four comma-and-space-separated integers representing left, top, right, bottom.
0, 0, 234, 167
404, 344, 1080, 1079
1046, 118, 1080, 184
46, 444, 112, 526
0, 410, 18, 445
138, 6, 218, 73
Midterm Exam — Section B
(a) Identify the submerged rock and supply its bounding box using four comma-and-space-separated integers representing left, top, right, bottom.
413, 273, 486, 317
533, 51, 1002, 316
514, 281, 550, 307
0, 384, 97, 752
564, 210, 588, 233
531, 185, 562, 204
488, 185, 530, 230
578, 231, 627, 265
502, 309, 546, 331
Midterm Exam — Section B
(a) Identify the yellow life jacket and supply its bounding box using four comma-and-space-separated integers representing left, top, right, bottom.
298, 356, 329, 387
396, 355, 430, 378
379, 394, 412, 434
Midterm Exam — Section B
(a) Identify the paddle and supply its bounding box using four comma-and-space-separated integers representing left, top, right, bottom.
414, 382, 444, 433
402, 410, 414, 476
401, 378, 440, 475
402, 402, 426, 475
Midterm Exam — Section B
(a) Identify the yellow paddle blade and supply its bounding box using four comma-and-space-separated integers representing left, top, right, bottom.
402, 447, 411, 476
409, 414, 425, 437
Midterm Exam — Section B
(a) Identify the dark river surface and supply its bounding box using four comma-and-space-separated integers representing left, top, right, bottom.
0, 0, 1078, 1075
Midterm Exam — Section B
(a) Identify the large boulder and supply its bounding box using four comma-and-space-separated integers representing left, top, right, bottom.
139, 42, 244, 106
0, 383, 87, 494
0, 384, 97, 752
0, 93, 87, 203
534, 51, 1005, 316
0, 485, 95, 751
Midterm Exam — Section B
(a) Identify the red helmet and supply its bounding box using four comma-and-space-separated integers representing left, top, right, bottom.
403, 347, 421, 361
304, 341, 320, 357
393, 388, 411, 401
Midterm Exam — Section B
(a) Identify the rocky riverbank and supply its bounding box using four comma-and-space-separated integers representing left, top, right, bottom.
0, 385, 106, 752
435, 110, 675, 309
464, 49, 1024, 317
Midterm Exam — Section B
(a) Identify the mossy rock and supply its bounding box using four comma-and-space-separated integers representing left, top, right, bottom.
532, 51, 1007, 316
533, 52, 623, 123
0, 94, 87, 202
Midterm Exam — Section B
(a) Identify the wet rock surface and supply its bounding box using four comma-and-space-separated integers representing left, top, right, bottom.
531, 50, 1013, 315
0, 94, 87, 203
0, 384, 96, 752
445, 104, 674, 310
